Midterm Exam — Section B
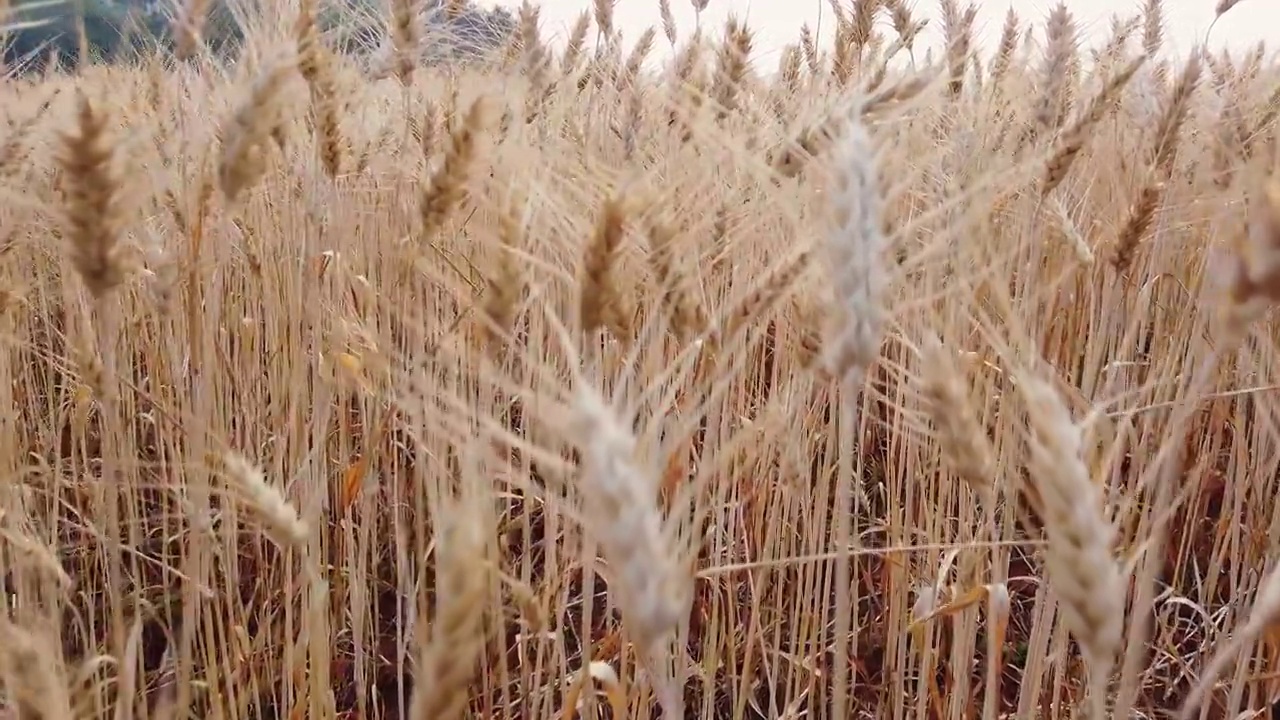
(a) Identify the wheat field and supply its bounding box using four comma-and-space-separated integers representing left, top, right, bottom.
2, 0, 1280, 717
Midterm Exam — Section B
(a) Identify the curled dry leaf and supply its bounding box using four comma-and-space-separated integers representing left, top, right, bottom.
907, 583, 1005, 634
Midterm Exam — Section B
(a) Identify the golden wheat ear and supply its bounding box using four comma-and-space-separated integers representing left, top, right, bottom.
218, 59, 297, 204
58, 90, 127, 298
408, 442, 494, 720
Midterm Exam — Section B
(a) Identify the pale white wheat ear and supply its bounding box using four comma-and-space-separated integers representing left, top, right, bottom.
820, 93, 889, 720
0, 618, 73, 720
1018, 372, 1124, 720
822, 95, 888, 388
219, 450, 309, 549
570, 379, 690, 720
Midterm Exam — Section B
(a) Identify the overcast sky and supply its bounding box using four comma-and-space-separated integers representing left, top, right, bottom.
487, 0, 1279, 65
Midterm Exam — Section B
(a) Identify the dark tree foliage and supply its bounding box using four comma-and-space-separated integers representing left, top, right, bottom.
2, 0, 165, 69
430, 0, 515, 61
1, 0, 514, 72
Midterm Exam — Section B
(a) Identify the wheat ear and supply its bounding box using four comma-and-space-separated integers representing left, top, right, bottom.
419, 96, 491, 240
918, 333, 995, 497
820, 94, 889, 720
218, 59, 296, 203
58, 91, 126, 298
1221, 172, 1280, 346
1018, 373, 1124, 719
0, 619, 73, 720
823, 97, 888, 386
408, 451, 493, 720
219, 451, 309, 549
570, 381, 689, 719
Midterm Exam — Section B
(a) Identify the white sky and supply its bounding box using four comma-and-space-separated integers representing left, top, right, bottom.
485, 0, 1280, 65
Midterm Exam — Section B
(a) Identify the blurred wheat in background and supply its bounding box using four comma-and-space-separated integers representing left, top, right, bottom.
3, 0, 1280, 718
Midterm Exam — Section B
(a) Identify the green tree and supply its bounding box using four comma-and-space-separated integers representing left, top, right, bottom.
3, 0, 137, 68
2, 0, 514, 72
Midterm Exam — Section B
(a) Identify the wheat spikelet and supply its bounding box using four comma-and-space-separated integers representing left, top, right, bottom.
658, 0, 676, 45
1150, 50, 1202, 177
618, 26, 655, 90
560, 11, 590, 76
171, 0, 210, 60
712, 18, 752, 121
848, 0, 877, 51
831, 22, 855, 86
480, 195, 525, 356
719, 248, 812, 350
1095, 14, 1139, 66
645, 216, 707, 344
1048, 196, 1095, 265
775, 44, 803, 102
940, 0, 975, 98
418, 101, 440, 163
1041, 55, 1145, 197
0, 87, 60, 178
592, 0, 613, 38
818, 92, 890, 720
390, 0, 421, 84
1216, 0, 1247, 17
1141, 0, 1163, 57
799, 24, 819, 73
1107, 179, 1163, 274
989, 8, 1019, 84
771, 116, 841, 178
883, 0, 925, 51
296, 0, 345, 178
863, 69, 935, 118
516, 1, 552, 113
1220, 172, 1280, 346
1034, 4, 1078, 131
